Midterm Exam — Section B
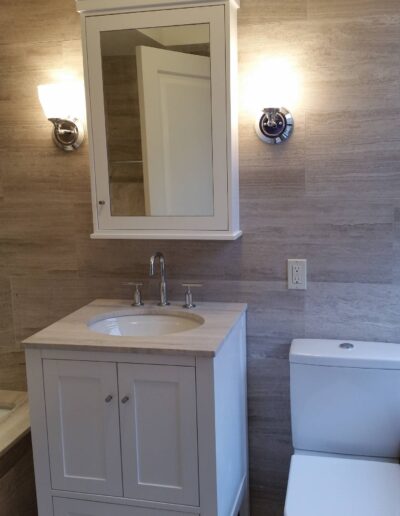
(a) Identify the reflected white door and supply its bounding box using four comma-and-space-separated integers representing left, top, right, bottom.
137, 46, 213, 217
118, 364, 199, 505
43, 360, 122, 496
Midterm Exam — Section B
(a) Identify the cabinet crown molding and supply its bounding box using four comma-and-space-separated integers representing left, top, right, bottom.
76, 0, 240, 14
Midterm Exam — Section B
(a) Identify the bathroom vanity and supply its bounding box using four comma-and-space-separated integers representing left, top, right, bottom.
24, 300, 249, 516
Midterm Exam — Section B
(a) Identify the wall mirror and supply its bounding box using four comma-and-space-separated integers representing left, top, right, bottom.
101, 24, 212, 217
80, 1, 240, 239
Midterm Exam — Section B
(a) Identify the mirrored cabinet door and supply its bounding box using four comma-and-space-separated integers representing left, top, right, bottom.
82, 2, 240, 239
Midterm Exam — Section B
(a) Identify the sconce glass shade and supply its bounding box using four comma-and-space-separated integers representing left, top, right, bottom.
38, 81, 86, 151
38, 82, 85, 120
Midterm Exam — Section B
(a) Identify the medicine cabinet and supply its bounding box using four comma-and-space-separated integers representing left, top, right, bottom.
76, 0, 241, 240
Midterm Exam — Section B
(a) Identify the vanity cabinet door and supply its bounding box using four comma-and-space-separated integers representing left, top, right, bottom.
118, 364, 199, 505
43, 360, 123, 496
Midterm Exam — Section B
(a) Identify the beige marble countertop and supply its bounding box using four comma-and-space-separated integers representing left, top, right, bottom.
0, 390, 30, 458
23, 299, 247, 357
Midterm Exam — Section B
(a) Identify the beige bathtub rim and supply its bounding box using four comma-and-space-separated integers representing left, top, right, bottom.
0, 390, 30, 458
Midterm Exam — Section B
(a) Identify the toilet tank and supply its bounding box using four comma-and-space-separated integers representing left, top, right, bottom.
290, 339, 400, 459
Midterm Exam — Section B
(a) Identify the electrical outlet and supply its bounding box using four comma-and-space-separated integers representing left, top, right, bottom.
288, 259, 307, 290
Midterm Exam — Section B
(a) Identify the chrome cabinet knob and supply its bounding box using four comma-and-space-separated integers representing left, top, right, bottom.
121, 396, 130, 404
182, 283, 202, 309
105, 395, 113, 403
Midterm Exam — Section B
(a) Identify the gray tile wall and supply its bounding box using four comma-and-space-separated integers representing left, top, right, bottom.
0, 0, 399, 514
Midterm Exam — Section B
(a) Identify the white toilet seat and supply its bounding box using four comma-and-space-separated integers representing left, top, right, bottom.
284, 454, 400, 516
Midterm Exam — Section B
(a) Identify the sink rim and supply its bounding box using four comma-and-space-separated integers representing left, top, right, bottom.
87, 308, 205, 337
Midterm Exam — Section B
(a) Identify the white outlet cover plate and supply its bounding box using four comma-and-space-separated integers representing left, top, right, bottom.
288, 259, 307, 290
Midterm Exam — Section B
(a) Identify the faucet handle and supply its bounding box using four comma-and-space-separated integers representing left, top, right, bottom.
123, 282, 144, 307
182, 283, 202, 309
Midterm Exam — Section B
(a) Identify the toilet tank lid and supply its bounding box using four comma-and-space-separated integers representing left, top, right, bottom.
290, 339, 400, 369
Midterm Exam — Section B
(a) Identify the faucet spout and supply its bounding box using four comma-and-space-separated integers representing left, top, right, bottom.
149, 252, 169, 306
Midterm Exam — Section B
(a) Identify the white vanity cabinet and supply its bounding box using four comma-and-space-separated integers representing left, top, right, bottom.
76, 0, 241, 240
25, 303, 249, 516
43, 361, 198, 504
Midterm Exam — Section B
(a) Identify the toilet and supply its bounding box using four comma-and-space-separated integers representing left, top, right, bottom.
284, 339, 400, 515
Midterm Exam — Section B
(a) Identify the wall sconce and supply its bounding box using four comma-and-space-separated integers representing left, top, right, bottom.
38, 82, 85, 151
243, 57, 300, 145
255, 107, 294, 144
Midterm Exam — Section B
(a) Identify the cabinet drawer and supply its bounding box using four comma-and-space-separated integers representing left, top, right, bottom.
53, 497, 199, 516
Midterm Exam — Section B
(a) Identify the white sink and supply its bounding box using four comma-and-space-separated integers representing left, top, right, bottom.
88, 311, 204, 337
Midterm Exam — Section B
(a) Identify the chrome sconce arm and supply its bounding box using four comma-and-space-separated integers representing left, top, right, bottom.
255, 107, 294, 144
48, 117, 84, 152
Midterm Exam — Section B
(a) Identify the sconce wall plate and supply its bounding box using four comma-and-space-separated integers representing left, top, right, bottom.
256, 107, 293, 144
49, 117, 84, 151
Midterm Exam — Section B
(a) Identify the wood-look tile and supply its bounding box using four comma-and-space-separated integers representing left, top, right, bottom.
1, 158, 90, 208
249, 433, 291, 514
241, 198, 394, 230
307, 0, 400, 20
306, 109, 400, 157
0, 201, 78, 275
247, 296, 305, 340
239, 167, 305, 200
301, 16, 400, 81
239, 0, 307, 24
250, 486, 287, 516
303, 18, 400, 112
249, 432, 292, 491
248, 336, 291, 361
0, 110, 89, 206
0, 434, 37, 516
306, 153, 400, 201
229, 222, 393, 284
247, 355, 292, 513
0, 278, 15, 350
0, 0, 80, 45
248, 356, 291, 433
306, 224, 393, 284
393, 208, 400, 284
238, 20, 310, 69
0, 352, 27, 391
305, 282, 400, 343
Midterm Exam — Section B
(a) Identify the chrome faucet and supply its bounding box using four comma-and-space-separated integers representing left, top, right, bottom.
149, 252, 169, 306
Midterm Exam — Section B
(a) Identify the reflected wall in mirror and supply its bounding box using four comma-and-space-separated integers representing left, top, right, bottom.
100, 24, 213, 218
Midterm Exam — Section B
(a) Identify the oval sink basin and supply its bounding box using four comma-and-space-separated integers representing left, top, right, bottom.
88, 312, 204, 337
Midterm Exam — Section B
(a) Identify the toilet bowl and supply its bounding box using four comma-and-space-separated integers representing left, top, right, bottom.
285, 454, 400, 515
284, 339, 400, 516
